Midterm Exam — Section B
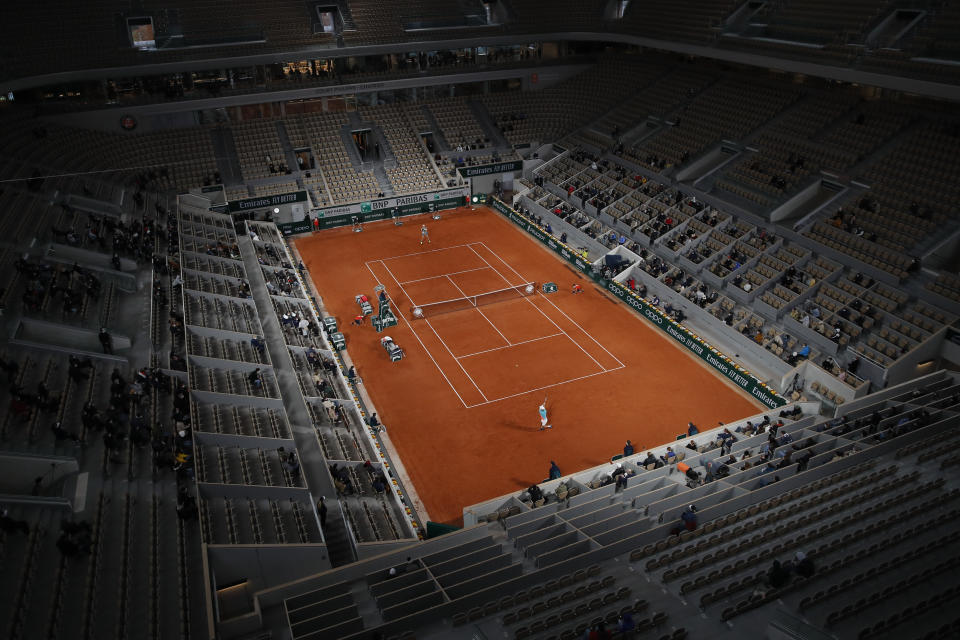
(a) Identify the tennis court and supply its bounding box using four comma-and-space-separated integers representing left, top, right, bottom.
293, 207, 763, 525
364, 242, 624, 408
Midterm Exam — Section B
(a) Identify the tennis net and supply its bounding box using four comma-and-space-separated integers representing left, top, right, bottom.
410, 282, 536, 319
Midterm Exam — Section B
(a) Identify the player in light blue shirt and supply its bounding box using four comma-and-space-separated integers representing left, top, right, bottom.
539, 404, 551, 430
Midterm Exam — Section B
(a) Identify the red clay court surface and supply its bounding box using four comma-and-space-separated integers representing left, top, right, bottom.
294, 207, 763, 525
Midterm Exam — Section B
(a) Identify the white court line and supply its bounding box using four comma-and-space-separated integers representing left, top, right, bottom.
445, 274, 511, 348
464, 364, 626, 409
379, 260, 489, 402
367, 243, 476, 265
465, 243, 608, 373
477, 241, 627, 369
456, 332, 563, 359
363, 261, 469, 409
400, 266, 492, 286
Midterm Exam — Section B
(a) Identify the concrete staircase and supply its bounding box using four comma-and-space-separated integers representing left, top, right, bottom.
274, 121, 301, 173
373, 166, 394, 198
419, 106, 451, 152
467, 99, 510, 149
237, 234, 357, 567
209, 127, 243, 186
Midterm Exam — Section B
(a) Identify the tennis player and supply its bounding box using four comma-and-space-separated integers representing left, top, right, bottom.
420, 224, 430, 245
539, 403, 552, 430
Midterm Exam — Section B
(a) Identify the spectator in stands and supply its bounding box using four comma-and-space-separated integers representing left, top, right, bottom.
642, 452, 658, 468
99, 328, 113, 354
680, 504, 698, 531
767, 560, 791, 588
51, 421, 81, 444
793, 551, 814, 577
614, 469, 629, 492
788, 344, 810, 366
57, 519, 92, 555
176, 486, 198, 521
796, 450, 813, 473
527, 484, 544, 504
280, 448, 300, 476
0, 356, 18, 382
687, 422, 699, 436
0, 508, 30, 534
549, 461, 562, 480
617, 611, 635, 633
317, 496, 327, 528
847, 357, 861, 375
685, 439, 698, 451
623, 440, 634, 457
248, 368, 262, 389
321, 399, 336, 423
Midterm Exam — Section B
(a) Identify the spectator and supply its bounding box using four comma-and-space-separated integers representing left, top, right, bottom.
248, 368, 262, 388
527, 484, 544, 504
280, 448, 300, 476
98, 328, 113, 354
642, 451, 658, 467
623, 440, 634, 457
789, 344, 811, 366
51, 421, 81, 443
0, 508, 30, 534
687, 421, 699, 436
176, 487, 198, 520
617, 611, 635, 633
548, 460, 562, 480
680, 504, 698, 531
614, 471, 628, 492
793, 551, 815, 577
318, 496, 327, 528
768, 560, 791, 588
